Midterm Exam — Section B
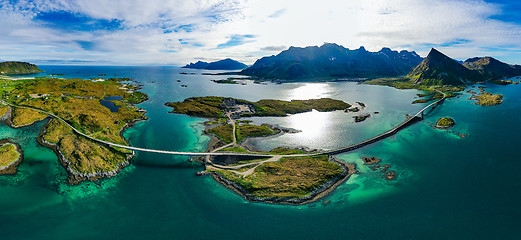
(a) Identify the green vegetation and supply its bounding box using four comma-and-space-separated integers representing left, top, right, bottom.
166, 96, 351, 118
236, 124, 274, 142
207, 123, 276, 144
0, 106, 8, 116
43, 119, 129, 174
366, 78, 465, 92
0, 61, 42, 75
268, 148, 307, 155
206, 118, 228, 125
366, 78, 464, 104
207, 124, 234, 143
0, 77, 147, 178
218, 146, 249, 153
10, 108, 48, 127
0, 143, 20, 168
215, 155, 343, 199
435, 117, 455, 129
474, 92, 503, 106
212, 79, 239, 84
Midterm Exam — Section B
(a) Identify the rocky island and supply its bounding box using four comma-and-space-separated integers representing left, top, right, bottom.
0, 76, 148, 183
0, 139, 23, 175
435, 117, 455, 129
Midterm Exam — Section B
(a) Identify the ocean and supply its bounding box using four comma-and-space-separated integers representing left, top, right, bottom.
1, 66, 520, 239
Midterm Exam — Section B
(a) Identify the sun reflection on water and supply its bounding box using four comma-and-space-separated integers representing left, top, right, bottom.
286, 110, 333, 143
287, 83, 332, 100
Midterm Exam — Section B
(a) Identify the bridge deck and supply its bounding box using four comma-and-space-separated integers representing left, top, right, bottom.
1, 91, 445, 157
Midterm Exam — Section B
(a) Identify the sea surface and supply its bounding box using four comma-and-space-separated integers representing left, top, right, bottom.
1, 66, 520, 239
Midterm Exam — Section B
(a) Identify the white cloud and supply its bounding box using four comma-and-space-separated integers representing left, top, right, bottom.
0, 0, 521, 65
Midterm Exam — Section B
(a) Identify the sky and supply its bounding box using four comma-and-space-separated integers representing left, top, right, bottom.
0, 0, 521, 65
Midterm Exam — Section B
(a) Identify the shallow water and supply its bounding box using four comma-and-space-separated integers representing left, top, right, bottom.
1, 66, 520, 239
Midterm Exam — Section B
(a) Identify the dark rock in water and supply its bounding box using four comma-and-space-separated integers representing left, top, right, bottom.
353, 113, 371, 123
344, 107, 360, 112
180, 85, 188, 87
384, 171, 397, 180
362, 156, 381, 165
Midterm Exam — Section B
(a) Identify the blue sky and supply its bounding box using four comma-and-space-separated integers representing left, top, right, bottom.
0, 0, 520, 65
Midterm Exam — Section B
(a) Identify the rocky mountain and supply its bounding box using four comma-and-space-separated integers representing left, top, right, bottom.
462, 57, 521, 80
407, 48, 481, 85
182, 58, 248, 70
0, 61, 42, 75
240, 43, 423, 80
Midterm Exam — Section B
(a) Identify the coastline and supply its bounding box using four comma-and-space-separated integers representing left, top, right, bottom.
1, 101, 148, 184
197, 117, 356, 205
36, 113, 147, 184
0, 139, 24, 175
209, 156, 357, 205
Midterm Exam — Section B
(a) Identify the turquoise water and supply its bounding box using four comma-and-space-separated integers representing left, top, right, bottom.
1, 66, 520, 239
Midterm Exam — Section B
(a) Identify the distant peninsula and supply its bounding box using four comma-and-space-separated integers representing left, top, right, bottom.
0, 61, 42, 75
182, 58, 248, 70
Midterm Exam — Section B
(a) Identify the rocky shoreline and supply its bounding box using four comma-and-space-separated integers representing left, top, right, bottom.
209, 156, 357, 205
37, 114, 147, 184
3, 106, 49, 129
0, 139, 24, 175
197, 117, 357, 204
1, 101, 148, 184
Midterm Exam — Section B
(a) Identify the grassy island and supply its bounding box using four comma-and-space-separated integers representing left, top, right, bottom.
474, 92, 503, 106
0, 140, 22, 175
435, 117, 455, 129
169, 96, 358, 204
213, 155, 346, 200
0, 76, 148, 182
165, 96, 351, 118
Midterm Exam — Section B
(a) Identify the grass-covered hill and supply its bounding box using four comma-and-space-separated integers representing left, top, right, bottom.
407, 48, 482, 85
463, 57, 521, 80
0, 61, 42, 75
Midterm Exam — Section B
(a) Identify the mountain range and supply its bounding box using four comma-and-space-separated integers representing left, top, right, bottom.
182, 58, 248, 70
408, 48, 521, 85
240, 43, 424, 80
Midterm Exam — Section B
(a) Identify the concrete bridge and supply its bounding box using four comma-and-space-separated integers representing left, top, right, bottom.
323, 95, 445, 155
1, 91, 445, 158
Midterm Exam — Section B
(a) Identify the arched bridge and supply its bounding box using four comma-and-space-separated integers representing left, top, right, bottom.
1, 91, 446, 158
